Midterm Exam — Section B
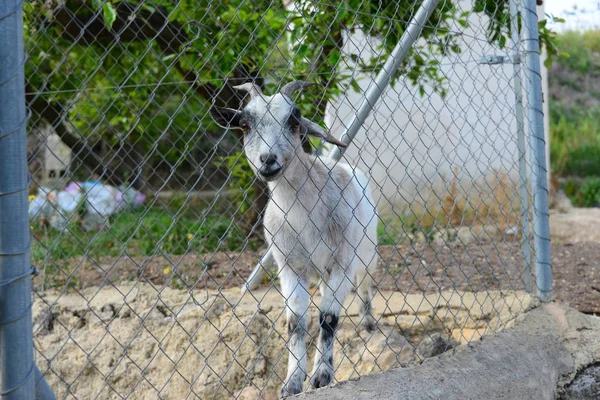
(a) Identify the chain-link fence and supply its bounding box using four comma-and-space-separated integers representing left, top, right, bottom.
0, 0, 551, 397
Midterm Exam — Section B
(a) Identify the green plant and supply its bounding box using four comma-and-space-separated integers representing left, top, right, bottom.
474, 0, 565, 68
550, 107, 600, 178
563, 177, 600, 207
217, 152, 256, 214
408, 222, 436, 244
30, 205, 255, 264
553, 30, 600, 74
549, 30, 600, 178
377, 218, 408, 246
446, 229, 459, 242
24, 0, 560, 183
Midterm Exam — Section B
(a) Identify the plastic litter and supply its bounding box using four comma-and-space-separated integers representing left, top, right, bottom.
29, 181, 146, 231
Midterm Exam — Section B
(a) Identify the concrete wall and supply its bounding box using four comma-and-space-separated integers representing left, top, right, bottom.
323, 2, 549, 214
296, 303, 600, 400
45, 131, 71, 179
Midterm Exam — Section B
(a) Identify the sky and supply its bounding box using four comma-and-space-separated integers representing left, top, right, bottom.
545, 0, 600, 31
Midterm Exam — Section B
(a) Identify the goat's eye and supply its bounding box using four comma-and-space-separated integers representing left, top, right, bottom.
289, 114, 301, 130
240, 120, 250, 132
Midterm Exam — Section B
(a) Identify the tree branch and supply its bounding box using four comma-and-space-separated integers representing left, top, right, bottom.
50, 2, 259, 108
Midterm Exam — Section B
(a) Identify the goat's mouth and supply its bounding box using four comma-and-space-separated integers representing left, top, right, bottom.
258, 166, 283, 181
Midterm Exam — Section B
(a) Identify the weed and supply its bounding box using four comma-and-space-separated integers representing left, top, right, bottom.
377, 217, 408, 245
550, 30, 600, 178
564, 177, 600, 207
31, 206, 254, 263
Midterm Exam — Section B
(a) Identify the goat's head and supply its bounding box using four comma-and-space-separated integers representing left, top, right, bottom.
209, 81, 346, 182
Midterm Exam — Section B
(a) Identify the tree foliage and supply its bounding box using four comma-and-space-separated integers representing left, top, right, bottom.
24, 0, 559, 190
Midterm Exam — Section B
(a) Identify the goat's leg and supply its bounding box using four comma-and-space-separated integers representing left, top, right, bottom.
356, 266, 376, 332
279, 267, 310, 398
310, 267, 352, 389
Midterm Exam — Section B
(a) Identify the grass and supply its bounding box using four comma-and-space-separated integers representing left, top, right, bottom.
550, 107, 600, 178
31, 166, 521, 292
35, 174, 517, 265
31, 205, 254, 264
563, 177, 600, 207
549, 30, 600, 180
376, 168, 520, 245
548, 30, 600, 207
553, 30, 600, 75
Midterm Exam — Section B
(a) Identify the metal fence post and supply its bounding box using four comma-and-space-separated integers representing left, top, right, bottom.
510, 0, 532, 293
242, 0, 443, 293
0, 1, 56, 398
521, 0, 552, 301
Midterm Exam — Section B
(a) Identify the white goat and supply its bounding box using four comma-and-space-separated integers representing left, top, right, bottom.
210, 81, 378, 397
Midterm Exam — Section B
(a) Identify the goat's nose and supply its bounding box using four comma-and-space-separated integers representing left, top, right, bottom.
260, 153, 277, 167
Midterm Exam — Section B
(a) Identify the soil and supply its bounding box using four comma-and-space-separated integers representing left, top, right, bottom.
34, 208, 600, 314
34, 281, 530, 399
31, 208, 599, 399
550, 208, 600, 314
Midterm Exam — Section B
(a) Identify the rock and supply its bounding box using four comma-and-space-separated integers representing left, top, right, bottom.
33, 283, 530, 399
452, 328, 488, 344
236, 386, 278, 400
33, 306, 54, 335
416, 332, 458, 359
551, 190, 573, 213
562, 363, 600, 399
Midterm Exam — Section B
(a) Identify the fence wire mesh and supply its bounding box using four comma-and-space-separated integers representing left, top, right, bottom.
22, 0, 547, 398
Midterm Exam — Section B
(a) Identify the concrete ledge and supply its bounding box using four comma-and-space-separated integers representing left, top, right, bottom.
295, 303, 600, 400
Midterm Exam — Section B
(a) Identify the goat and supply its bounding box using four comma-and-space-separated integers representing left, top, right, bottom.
210, 81, 378, 397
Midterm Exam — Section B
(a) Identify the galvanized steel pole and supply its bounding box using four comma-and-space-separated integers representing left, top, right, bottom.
0, 1, 56, 398
242, 0, 443, 293
510, 0, 533, 293
521, 0, 552, 301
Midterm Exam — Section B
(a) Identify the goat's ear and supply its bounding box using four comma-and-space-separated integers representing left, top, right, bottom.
209, 106, 243, 129
301, 117, 347, 148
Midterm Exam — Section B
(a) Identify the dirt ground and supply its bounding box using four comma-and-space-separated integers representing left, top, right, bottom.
32, 207, 599, 398
34, 284, 531, 399
35, 208, 600, 314
550, 208, 600, 314
36, 240, 527, 296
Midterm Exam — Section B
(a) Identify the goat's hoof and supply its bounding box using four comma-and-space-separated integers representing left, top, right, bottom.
310, 367, 333, 389
280, 376, 304, 398
362, 319, 376, 333
358, 314, 377, 333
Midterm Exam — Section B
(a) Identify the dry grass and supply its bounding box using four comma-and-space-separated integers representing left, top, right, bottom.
380, 167, 523, 243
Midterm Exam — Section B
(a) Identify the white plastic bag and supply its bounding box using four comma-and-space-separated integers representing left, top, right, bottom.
86, 184, 119, 217
81, 184, 120, 231
48, 186, 84, 230
30, 181, 146, 232
28, 186, 55, 220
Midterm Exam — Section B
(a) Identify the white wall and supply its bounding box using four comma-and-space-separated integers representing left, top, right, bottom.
323, 2, 549, 214
43, 128, 71, 183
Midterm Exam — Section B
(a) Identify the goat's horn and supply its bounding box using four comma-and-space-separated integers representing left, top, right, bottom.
301, 117, 347, 148
280, 81, 314, 98
232, 82, 263, 98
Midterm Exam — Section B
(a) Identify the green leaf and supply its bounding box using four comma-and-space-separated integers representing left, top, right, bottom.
498, 35, 506, 49
103, 3, 117, 31
350, 79, 361, 92
142, 4, 156, 13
